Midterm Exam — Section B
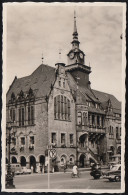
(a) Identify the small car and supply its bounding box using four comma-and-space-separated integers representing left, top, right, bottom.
22, 167, 32, 174
103, 164, 121, 182
6, 163, 23, 175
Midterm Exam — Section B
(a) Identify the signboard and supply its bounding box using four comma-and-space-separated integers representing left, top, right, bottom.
49, 149, 57, 160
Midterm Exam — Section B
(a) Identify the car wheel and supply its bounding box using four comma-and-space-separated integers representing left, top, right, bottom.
115, 176, 120, 182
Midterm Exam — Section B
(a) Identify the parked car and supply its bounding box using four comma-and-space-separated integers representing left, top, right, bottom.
90, 163, 102, 179
102, 164, 121, 182
22, 167, 32, 174
108, 155, 121, 168
6, 163, 23, 175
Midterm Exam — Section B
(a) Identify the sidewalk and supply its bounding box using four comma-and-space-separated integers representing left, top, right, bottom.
15, 165, 109, 177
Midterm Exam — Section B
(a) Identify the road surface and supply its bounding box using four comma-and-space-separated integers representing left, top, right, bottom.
13, 171, 121, 190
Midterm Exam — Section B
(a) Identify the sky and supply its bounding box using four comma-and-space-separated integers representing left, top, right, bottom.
4, 3, 124, 101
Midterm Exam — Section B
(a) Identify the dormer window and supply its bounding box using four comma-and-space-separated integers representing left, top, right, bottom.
11, 92, 15, 101
59, 80, 61, 87
19, 90, 24, 98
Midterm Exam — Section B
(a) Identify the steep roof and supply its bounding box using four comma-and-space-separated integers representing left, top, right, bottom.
92, 89, 121, 114
7, 64, 56, 103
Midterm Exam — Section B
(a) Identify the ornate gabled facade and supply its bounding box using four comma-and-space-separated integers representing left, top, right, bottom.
6, 13, 121, 172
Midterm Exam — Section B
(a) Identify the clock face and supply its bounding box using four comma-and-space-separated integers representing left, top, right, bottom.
80, 53, 84, 59
69, 52, 74, 59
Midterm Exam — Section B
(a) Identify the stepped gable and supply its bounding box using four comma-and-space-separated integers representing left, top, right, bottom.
7, 64, 56, 102
92, 89, 121, 114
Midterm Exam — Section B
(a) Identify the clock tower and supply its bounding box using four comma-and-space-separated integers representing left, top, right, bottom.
66, 11, 91, 88
67, 11, 85, 66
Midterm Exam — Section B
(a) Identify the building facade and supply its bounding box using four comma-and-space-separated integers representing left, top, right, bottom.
6, 14, 121, 172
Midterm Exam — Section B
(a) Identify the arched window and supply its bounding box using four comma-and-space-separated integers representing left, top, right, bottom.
109, 126, 114, 139
28, 105, 34, 125
54, 95, 71, 121
19, 107, 24, 126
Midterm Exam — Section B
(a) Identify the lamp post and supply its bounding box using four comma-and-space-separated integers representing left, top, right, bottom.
6, 122, 15, 189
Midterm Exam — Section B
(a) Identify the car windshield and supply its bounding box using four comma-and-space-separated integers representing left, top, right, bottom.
111, 166, 120, 171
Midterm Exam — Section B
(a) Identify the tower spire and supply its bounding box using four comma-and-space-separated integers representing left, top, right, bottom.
72, 11, 80, 49
74, 10, 77, 34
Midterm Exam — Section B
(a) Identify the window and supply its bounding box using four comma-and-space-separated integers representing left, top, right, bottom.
82, 112, 87, 126
68, 99, 70, 120
60, 156, 66, 165
12, 137, 16, 146
99, 116, 102, 126
69, 156, 75, 164
30, 136, 34, 144
51, 133, 56, 144
19, 107, 24, 126
28, 106, 34, 125
59, 80, 61, 87
120, 128, 121, 136
109, 126, 114, 139
10, 109, 15, 122
116, 127, 119, 139
61, 133, 65, 145
92, 115, 95, 126
88, 114, 92, 126
19, 108, 21, 126
70, 134, 73, 145
54, 95, 71, 121
77, 112, 82, 125
87, 101, 91, 107
22, 108, 24, 126
102, 116, 104, 127
21, 137, 25, 145
91, 140, 94, 148
97, 116, 100, 126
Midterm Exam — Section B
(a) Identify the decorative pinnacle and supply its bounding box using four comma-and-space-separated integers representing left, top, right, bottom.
41, 53, 44, 63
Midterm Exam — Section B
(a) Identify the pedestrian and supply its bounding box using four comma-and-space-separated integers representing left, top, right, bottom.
64, 164, 66, 173
72, 164, 78, 176
31, 166, 33, 173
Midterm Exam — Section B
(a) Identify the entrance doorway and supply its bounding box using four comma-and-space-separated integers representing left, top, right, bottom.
12, 156, 17, 164
20, 156, 26, 167
79, 154, 85, 167
30, 156, 36, 173
39, 155, 45, 173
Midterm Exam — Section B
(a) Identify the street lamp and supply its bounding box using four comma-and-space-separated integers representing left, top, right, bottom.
6, 122, 15, 189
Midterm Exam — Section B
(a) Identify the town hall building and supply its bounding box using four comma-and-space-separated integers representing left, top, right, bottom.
6, 13, 121, 172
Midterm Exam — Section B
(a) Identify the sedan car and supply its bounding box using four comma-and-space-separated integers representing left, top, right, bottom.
103, 164, 121, 182
22, 167, 32, 174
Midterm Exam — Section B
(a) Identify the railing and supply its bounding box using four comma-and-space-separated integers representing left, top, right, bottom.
88, 147, 100, 163
89, 126, 105, 134
77, 125, 106, 134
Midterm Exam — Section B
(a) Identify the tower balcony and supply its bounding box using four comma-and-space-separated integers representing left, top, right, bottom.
89, 125, 106, 134
77, 124, 106, 134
